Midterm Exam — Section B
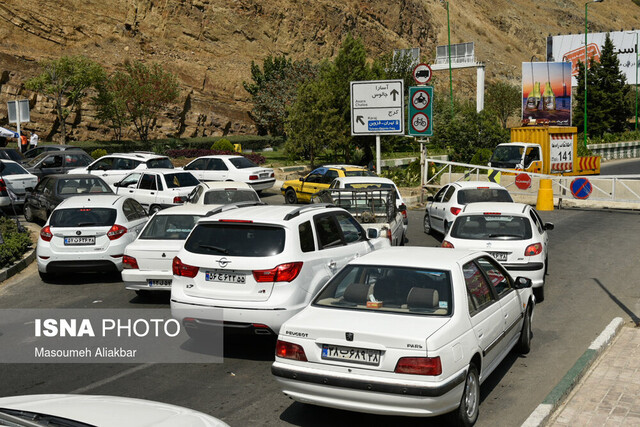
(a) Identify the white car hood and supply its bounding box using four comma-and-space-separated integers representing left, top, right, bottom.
0, 394, 229, 427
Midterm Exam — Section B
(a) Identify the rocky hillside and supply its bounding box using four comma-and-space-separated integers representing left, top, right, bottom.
0, 0, 637, 142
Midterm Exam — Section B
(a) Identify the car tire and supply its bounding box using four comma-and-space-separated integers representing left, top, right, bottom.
516, 305, 533, 354
450, 363, 480, 427
533, 285, 545, 303
423, 213, 432, 235
24, 204, 35, 222
284, 188, 298, 204
149, 205, 162, 215
400, 232, 406, 246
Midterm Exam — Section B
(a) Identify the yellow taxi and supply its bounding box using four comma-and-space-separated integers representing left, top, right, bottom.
281, 165, 375, 203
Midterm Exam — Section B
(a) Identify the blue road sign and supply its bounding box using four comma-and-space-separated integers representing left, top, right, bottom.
368, 120, 401, 132
570, 177, 592, 199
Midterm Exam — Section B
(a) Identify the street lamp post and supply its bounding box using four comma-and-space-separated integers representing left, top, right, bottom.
584, 0, 604, 148
445, 1, 454, 117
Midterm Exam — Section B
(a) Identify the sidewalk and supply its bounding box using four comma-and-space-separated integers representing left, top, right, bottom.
546, 325, 640, 426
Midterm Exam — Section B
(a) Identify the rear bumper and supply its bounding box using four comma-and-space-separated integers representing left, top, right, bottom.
249, 178, 276, 191
122, 269, 173, 291
40, 260, 119, 274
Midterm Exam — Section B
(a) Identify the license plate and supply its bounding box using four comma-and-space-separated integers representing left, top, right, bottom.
205, 271, 246, 284
321, 344, 381, 366
259, 173, 270, 178
147, 279, 172, 287
64, 236, 95, 246
489, 252, 508, 261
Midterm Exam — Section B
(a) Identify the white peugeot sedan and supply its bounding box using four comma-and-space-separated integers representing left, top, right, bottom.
424, 181, 513, 235
0, 394, 229, 427
272, 247, 534, 426
186, 181, 260, 206
442, 202, 553, 302
0, 160, 38, 207
183, 155, 275, 193
36, 195, 149, 281
68, 152, 175, 186
122, 204, 214, 296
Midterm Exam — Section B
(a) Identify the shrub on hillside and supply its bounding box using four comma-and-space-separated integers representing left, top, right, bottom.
165, 149, 266, 165
0, 217, 32, 269
91, 148, 108, 159
211, 138, 234, 151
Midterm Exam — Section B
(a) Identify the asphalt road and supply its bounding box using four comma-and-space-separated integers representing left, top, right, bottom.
2, 188, 640, 426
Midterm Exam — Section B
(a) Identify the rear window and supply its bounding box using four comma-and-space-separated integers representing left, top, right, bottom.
50, 208, 117, 228
1, 150, 23, 162
457, 188, 513, 204
184, 223, 286, 257
57, 177, 113, 195
140, 214, 202, 240
204, 189, 259, 205
0, 162, 28, 175
164, 173, 200, 188
314, 265, 452, 316
229, 157, 257, 169
146, 158, 174, 169
450, 215, 532, 240
344, 170, 376, 177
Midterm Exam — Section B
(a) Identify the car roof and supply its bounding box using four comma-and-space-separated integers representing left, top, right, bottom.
354, 247, 484, 269
56, 195, 125, 209
199, 155, 242, 159
333, 176, 396, 185
461, 202, 530, 215
107, 152, 169, 160
321, 164, 367, 169
134, 168, 185, 175
153, 204, 218, 216
43, 174, 105, 180
201, 204, 335, 224
450, 181, 507, 190
200, 181, 252, 190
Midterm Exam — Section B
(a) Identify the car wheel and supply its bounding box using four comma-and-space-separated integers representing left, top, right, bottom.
285, 188, 298, 204
516, 305, 533, 354
400, 232, 406, 246
533, 285, 545, 303
450, 363, 480, 427
149, 205, 162, 215
423, 213, 432, 235
24, 204, 34, 222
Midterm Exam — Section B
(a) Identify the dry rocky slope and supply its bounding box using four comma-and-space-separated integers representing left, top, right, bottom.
0, 0, 637, 143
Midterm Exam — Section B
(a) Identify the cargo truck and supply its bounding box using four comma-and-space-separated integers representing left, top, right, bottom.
488, 126, 600, 175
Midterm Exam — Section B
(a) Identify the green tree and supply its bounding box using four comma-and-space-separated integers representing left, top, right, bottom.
25, 55, 105, 144
485, 81, 522, 129
110, 61, 180, 144
244, 55, 317, 136
93, 76, 128, 141
574, 33, 632, 138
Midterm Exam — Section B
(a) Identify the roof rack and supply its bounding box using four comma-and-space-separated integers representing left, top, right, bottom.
283, 203, 335, 221
205, 201, 267, 217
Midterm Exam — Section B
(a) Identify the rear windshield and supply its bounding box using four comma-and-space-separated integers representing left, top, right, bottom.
1, 150, 23, 162
204, 189, 259, 205
0, 162, 29, 175
314, 265, 452, 316
184, 223, 286, 257
57, 177, 113, 195
50, 208, 117, 228
140, 214, 202, 240
450, 215, 532, 240
146, 158, 174, 169
344, 170, 376, 177
164, 173, 200, 188
457, 188, 513, 204
229, 157, 257, 169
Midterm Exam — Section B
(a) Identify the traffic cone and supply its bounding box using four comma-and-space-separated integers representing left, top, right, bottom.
536, 179, 554, 211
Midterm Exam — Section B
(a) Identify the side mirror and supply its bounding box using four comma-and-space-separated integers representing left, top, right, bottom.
113, 182, 122, 188
514, 276, 533, 289
367, 228, 379, 239
299, 177, 304, 182
427, 196, 434, 202
544, 222, 554, 231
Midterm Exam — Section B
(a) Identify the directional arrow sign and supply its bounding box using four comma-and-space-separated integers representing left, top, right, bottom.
351, 79, 404, 136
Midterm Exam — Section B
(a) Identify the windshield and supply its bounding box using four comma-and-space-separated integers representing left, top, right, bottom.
57, 177, 113, 195
313, 265, 452, 316
229, 157, 258, 169
146, 158, 174, 169
491, 146, 524, 166
140, 214, 202, 240
185, 223, 285, 257
450, 214, 532, 240
50, 208, 117, 228
0, 162, 29, 175
457, 188, 513, 204
24, 152, 48, 167
204, 189, 259, 204
164, 173, 200, 188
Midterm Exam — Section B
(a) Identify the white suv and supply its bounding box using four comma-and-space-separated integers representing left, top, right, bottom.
171, 203, 389, 336
68, 152, 174, 186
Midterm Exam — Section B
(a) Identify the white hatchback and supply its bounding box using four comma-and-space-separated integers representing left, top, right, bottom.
36, 195, 149, 281
183, 155, 275, 192
442, 202, 553, 301
186, 181, 260, 206
68, 152, 174, 186
122, 204, 214, 296
272, 247, 534, 426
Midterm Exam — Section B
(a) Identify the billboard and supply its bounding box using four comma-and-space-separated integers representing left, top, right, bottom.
522, 62, 572, 126
547, 30, 640, 86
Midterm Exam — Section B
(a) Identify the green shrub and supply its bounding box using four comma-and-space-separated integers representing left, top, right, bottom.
380, 160, 421, 187
470, 148, 493, 166
211, 138, 235, 152
91, 148, 108, 159
0, 217, 32, 268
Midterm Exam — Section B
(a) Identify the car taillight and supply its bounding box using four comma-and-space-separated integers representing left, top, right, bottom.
123, 255, 139, 269
270, 172, 275, 178
386, 228, 392, 242
276, 340, 308, 361
249, 175, 258, 181
525, 243, 542, 256
0, 178, 6, 194
40, 226, 53, 242
253, 262, 303, 283
173, 196, 184, 203
441, 240, 454, 248
450, 207, 461, 216
107, 224, 127, 240
394, 357, 442, 376
399, 203, 407, 219
173, 257, 199, 278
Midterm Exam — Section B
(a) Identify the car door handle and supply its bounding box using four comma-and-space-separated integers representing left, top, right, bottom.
150, 192, 155, 195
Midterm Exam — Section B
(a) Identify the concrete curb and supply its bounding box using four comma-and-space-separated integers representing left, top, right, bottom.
0, 247, 36, 283
521, 317, 625, 427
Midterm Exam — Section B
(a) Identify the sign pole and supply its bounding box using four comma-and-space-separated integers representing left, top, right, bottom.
376, 135, 381, 174
15, 100, 21, 150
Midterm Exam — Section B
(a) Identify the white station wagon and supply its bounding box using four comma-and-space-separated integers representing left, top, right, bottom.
272, 247, 534, 426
